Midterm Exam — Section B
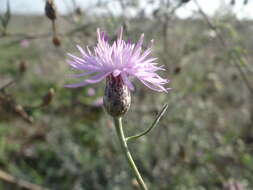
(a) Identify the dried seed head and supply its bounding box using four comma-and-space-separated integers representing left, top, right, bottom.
52, 36, 61, 46
41, 88, 55, 107
75, 7, 82, 15
103, 75, 131, 117
14, 104, 33, 123
230, 0, 235, 5
45, 0, 57, 20
173, 66, 181, 75
19, 60, 27, 74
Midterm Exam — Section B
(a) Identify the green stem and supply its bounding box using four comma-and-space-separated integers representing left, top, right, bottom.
126, 104, 168, 142
113, 117, 148, 190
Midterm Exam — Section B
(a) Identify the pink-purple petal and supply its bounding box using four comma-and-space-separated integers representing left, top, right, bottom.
121, 72, 135, 91
113, 69, 121, 77
65, 27, 169, 92
65, 81, 90, 88
84, 72, 110, 84
139, 79, 168, 92
70, 71, 96, 78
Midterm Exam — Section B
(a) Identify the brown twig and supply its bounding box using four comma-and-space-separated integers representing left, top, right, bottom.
0, 80, 15, 91
0, 169, 49, 190
0, 93, 34, 123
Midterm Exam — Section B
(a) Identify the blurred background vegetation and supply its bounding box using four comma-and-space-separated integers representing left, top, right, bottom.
0, 0, 253, 189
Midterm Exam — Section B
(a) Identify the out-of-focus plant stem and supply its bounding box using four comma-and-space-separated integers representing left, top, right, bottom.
113, 117, 148, 190
0, 169, 48, 190
52, 19, 57, 37
194, 0, 253, 96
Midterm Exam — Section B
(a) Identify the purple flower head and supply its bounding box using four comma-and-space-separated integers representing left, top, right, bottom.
20, 39, 30, 48
65, 27, 170, 92
87, 87, 95, 96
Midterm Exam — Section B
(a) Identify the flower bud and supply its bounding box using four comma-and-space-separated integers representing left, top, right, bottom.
41, 88, 55, 107
173, 66, 181, 75
75, 7, 82, 16
19, 60, 27, 74
45, 0, 57, 20
103, 75, 131, 117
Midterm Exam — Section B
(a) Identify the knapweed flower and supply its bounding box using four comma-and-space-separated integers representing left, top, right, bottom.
66, 27, 169, 117
65, 27, 169, 92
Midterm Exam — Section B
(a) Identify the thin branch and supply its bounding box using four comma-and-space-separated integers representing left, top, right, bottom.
0, 80, 15, 91
194, 0, 253, 96
0, 169, 49, 190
